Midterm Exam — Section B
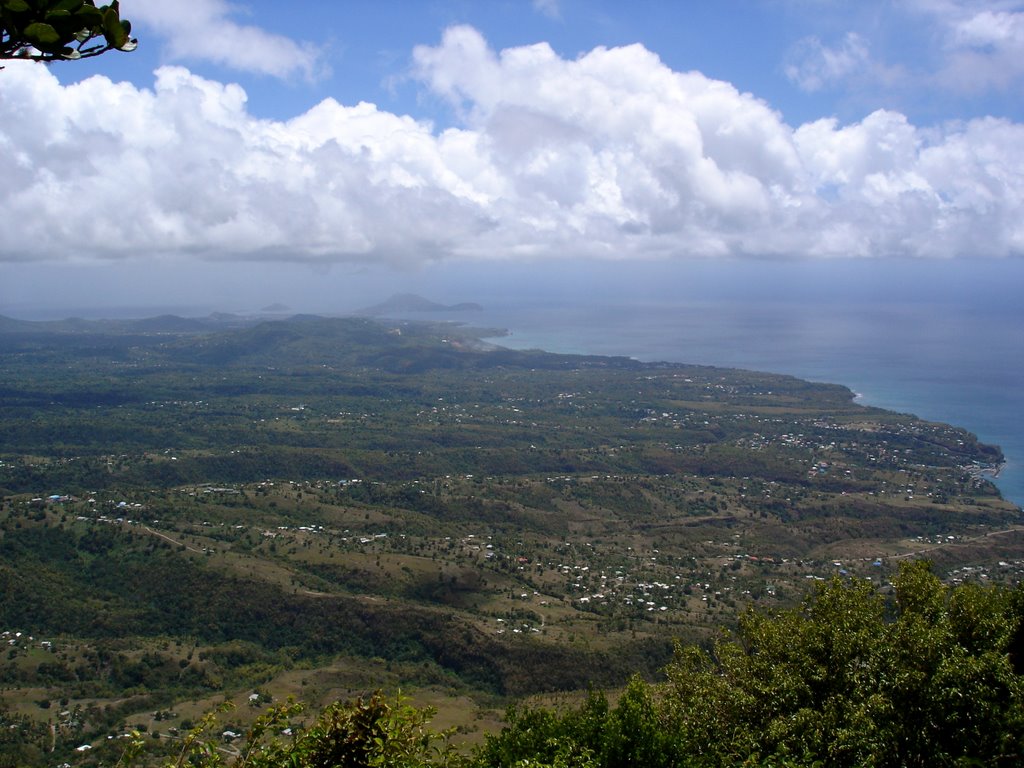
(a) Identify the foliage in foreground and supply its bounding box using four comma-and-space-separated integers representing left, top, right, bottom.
78, 562, 1024, 767
82, 693, 458, 768
478, 561, 1024, 767
1, 0, 135, 62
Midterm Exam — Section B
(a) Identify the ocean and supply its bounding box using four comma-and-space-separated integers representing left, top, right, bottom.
442, 259, 1024, 508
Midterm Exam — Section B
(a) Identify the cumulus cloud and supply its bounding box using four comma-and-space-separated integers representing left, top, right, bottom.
1, 27, 1023, 265
130, 0, 324, 81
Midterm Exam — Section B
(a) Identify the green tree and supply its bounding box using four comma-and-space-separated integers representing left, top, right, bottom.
661, 561, 1024, 766
103, 693, 460, 768
1, 0, 135, 62
471, 692, 606, 768
599, 676, 678, 768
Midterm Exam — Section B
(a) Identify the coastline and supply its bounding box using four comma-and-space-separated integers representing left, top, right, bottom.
968, 460, 1006, 480
475, 312, 1023, 509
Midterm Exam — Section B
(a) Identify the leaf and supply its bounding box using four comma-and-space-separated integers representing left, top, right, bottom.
23, 21, 61, 46
100, 4, 126, 48
2, 0, 31, 12
72, 5, 101, 29
44, 9, 72, 20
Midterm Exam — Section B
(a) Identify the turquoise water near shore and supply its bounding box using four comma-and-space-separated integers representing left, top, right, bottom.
463, 293, 1024, 508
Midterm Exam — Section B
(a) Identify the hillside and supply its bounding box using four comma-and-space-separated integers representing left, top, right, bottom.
0, 314, 1019, 763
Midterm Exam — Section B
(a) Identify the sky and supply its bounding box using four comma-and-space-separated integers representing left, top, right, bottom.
2, 0, 1024, 317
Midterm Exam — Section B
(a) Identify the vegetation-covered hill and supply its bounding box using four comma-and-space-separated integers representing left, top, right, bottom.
35, 562, 1024, 767
0, 314, 1019, 765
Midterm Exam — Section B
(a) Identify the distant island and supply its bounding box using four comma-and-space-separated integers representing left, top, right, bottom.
260, 302, 293, 314
356, 293, 483, 316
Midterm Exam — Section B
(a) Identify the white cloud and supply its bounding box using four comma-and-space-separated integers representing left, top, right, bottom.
130, 0, 324, 81
944, 7, 1024, 91
1, 28, 1023, 266
784, 32, 872, 92
778, 3, 1024, 108
909, 0, 1024, 93
532, 0, 562, 20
